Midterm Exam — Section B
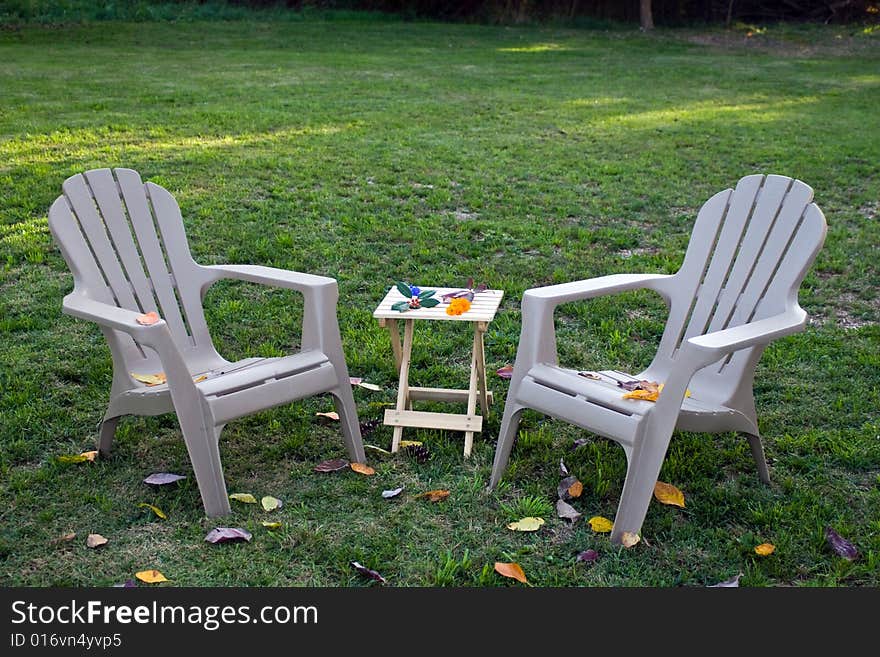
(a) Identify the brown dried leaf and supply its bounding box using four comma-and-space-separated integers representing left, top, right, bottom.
415, 489, 450, 502
556, 499, 582, 522
653, 481, 685, 508
135, 311, 160, 325
315, 411, 340, 421
350, 462, 376, 476
51, 532, 77, 544
754, 542, 775, 556
621, 532, 641, 548
313, 458, 350, 473
494, 562, 528, 584
557, 475, 583, 501
86, 533, 108, 549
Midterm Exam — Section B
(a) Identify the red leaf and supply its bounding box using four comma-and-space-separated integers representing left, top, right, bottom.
350, 561, 386, 584
496, 365, 514, 379
825, 526, 859, 561
314, 458, 350, 473
576, 549, 599, 563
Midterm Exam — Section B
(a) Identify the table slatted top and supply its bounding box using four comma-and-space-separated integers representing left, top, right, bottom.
373, 286, 504, 322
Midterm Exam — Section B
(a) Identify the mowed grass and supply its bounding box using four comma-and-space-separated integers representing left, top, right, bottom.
1, 17, 878, 587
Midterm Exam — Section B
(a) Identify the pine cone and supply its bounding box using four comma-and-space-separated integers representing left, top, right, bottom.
404, 444, 431, 463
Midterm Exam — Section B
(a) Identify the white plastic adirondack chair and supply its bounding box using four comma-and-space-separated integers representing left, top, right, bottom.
49, 168, 365, 517
489, 174, 827, 544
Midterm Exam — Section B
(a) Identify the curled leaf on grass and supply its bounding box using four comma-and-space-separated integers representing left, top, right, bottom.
315, 411, 340, 421
708, 573, 742, 588
588, 516, 613, 533
496, 365, 514, 380
261, 521, 282, 529
131, 372, 167, 386
86, 533, 108, 549
135, 569, 168, 584
58, 450, 98, 464
559, 458, 569, 477
558, 476, 583, 502
143, 473, 186, 486
571, 438, 590, 449
113, 579, 137, 588
51, 532, 77, 544
557, 499, 582, 522
398, 440, 422, 448
261, 496, 283, 512
620, 532, 641, 548
138, 503, 167, 519
205, 527, 252, 544
359, 382, 382, 391
382, 487, 404, 499
135, 311, 160, 326
350, 561, 386, 585
415, 489, 450, 502
364, 444, 390, 455
229, 493, 258, 504
507, 517, 545, 532
494, 562, 528, 584
754, 543, 775, 556
349, 377, 363, 385
578, 371, 601, 380
825, 527, 859, 561
313, 458, 350, 473
653, 481, 685, 508
350, 462, 376, 476
576, 549, 599, 563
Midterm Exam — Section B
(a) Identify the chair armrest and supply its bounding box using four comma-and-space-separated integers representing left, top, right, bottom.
62, 293, 167, 343
686, 308, 807, 363
522, 273, 672, 309
200, 264, 336, 293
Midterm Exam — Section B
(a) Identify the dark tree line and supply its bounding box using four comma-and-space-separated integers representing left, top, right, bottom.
236, 0, 878, 25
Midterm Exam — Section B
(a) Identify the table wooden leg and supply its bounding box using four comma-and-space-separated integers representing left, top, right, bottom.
391, 319, 415, 453
385, 319, 403, 374
476, 325, 490, 417
463, 324, 481, 457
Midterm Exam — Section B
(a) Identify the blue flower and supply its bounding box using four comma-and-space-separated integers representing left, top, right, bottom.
409, 285, 421, 297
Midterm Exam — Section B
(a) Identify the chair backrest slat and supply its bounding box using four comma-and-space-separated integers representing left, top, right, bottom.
115, 169, 193, 346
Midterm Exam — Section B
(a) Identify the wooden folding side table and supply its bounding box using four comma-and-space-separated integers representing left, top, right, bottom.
373, 286, 504, 457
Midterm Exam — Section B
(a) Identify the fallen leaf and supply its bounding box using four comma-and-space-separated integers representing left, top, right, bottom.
754, 542, 775, 556
112, 579, 137, 588
138, 503, 167, 519
621, 532, 641, 548
398, 440, 423, 448
577, 371, 601, 380
559, 458, 569, 477
496, 365, 514, 379
313, 458, 350, 473
192, 374, 207, 383
143, 473, 186, 486
350, 462, 376, 476
261, 496, 283, 512
364, 444, 390, 455
135, 569, 168, 584
205, 527, 252, 544
494, 562, 528, 584
349, 377, 363, 385
57, 454, 89, 464
576, 549, 599, 563
571, 438, 590, 449
415, 489, 450, 502
507, 517, 545, 532
261, 521, 282, 529
588, 516, 613, 533
557, 476, 583, 501
653, 481, 686, 508
315, 411, 340, 421
708, 573, 742, 587
135, 311, 160, 325
350, 561, 386, 584
622, 382, 662, 401
131, 372, 167, 386
81, 450, 98, 462
86, 533, 108, 549
556, 499, 582, 522
358, 382, 382, 391
824, 527, 859, 561
51, 532, 77, 544
382, 487, 404, 499
229, 493, 258, 504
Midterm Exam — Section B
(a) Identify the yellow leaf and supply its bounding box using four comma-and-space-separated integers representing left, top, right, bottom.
622, 382, 691, 402
193, 374, 207, 383
138, 503, 167, 519
350, 462, 376, 476
135, 569, 168, 584
755, 542, 776, 556
57, 454, 89, 463
261, 495, 282, 512
567, 480, 583, 499
358, 382, 382, 391
315, 411, 340, 421
621, 532, 641, 548
135, 311, 160, 326
653, 481, 686, 508
494, 562, 528, 584
86, 533, 108, 548
415, 489, 450, 502
398, 440, 423, 448
131, 372, 166, 386
229, 493, 258, 504
506, 517, 545, 532
588, 516, 614, 533
261, 521, 282, 529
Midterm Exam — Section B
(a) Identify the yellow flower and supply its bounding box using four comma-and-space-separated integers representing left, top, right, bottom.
445, 297, 471, 316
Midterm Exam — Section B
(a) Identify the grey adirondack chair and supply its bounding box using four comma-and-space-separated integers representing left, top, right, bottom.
489, 174, 827, 544
48, 168, 365, 517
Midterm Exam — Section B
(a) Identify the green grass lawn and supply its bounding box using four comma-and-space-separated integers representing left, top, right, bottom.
1, 16, 878, 587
